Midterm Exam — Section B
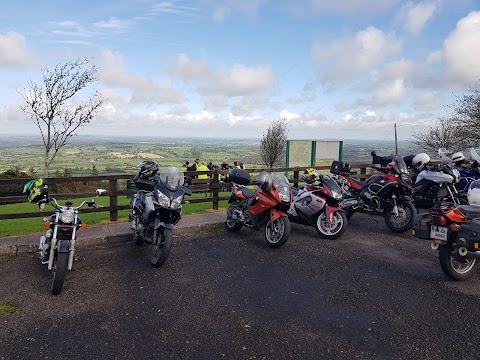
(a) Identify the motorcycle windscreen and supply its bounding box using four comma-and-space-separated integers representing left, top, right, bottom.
159, 167, 185, 190
272, 173, 291, 203
321, 175, 343, 200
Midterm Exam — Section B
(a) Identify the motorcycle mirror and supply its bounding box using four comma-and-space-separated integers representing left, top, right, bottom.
371, 151, 377, 156
96, 189, 107, 196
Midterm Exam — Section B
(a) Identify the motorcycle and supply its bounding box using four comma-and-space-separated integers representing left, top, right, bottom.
225, 168, 292, 248
412, 201, 480, 281
412, 148, 465, 209
25, 179, 106, 295
129, 165, 192, 268
455, 148, 480, 192
330, 153, 415, 233
288, 169, 347, 239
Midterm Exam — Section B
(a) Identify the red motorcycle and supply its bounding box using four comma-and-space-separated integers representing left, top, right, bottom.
225, 168, 292, 248
412, 200, 480, 281
330, 152, 416, 233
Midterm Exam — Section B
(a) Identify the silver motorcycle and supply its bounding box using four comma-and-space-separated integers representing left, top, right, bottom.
129, 167, 192, 267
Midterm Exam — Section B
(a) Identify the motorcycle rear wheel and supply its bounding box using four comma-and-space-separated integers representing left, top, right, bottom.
384, 201, 415, 233
150, 228, 172, 268
51, 252, 68, 295
225, 205, 243, 232
265, 216, 290, 248
315, 211, 348, 239
439, 243, 479, 281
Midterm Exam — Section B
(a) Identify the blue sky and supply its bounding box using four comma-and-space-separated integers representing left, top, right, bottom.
0, 0, 479, 141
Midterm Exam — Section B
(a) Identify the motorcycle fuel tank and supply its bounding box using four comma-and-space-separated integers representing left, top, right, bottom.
416, 170, 454, 184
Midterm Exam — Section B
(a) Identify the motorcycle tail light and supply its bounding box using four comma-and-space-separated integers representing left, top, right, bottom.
431, 215, 447, 226
420, 220, 429, 226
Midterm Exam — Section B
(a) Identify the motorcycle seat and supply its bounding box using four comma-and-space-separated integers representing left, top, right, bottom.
348, 177, 367, 190
457, 205, 480, 220
239, 186, 255, 199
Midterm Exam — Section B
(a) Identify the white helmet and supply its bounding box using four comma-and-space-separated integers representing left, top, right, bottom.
468, 180, 480, 206
451, 151, 466, 164
412, 153, 430, 171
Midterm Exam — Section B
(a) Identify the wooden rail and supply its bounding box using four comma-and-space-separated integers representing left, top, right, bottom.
0, 164, 370, 221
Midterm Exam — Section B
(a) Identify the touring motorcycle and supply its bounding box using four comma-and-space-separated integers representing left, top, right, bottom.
412, 148, 465, 209
129, 164, 192, 267
330, 153, 415, 233
225, 168, 292, 248
412, 197, 480, 281
288, 168, 347, 239
24, 178, 106, 295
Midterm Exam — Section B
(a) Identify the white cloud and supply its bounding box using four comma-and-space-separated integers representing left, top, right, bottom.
413, 91, 444, 111
211, 0, 264, 22
443, 11, 480, 86
375, 78, 407, 102
280, 109, 300, 121
171, 53, 275, 96
399, 1, 440, 33
313, 26, 402, 83
93, 17, 131, 30
98, 49, 184, 104
0, 32, 40, 69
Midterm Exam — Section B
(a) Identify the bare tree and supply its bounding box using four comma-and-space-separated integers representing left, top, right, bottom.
19, 58, 104, 177
410, 117, 465, 152
260, 119, 288, 168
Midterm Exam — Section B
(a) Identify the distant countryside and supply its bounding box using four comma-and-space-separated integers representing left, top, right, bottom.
0, 135, 424, 177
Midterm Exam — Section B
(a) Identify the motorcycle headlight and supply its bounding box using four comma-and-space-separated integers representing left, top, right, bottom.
156, 190, 170, 208
59, 210, 75, 224
401, 173, 410, 182
170, 194, 183, 209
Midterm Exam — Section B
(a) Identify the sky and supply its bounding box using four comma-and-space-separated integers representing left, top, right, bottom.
0, 0, 479, 141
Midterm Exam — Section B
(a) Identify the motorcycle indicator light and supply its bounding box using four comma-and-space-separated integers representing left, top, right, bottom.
43, 221, 51, 228
80, 223, 87, 229
449, 223, 461, 232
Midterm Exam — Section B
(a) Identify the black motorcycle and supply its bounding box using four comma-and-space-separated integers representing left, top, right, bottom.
129, 166, 192, 267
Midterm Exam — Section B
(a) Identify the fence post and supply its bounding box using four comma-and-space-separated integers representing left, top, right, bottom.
109, 179, 118, 221
212, 170, 219, 210
293, 167, 300, 188
360, 166, 367, 181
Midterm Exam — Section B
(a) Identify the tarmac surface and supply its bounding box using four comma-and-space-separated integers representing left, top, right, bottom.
0, 210, 227, 255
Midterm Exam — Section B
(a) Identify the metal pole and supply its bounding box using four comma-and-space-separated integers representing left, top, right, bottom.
394, 123, 398, 155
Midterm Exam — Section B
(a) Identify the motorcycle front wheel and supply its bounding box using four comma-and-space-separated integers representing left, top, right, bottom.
439, 243, 479, 281
384, 201, 416, 233
225, 204, 243, 232
150, 228, 172, 268
265, 216, 290, 248
51, 252, 68, 295
315, 211, 348, 239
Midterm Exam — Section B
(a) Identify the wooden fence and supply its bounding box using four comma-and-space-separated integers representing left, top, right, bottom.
0, 164, 370, 221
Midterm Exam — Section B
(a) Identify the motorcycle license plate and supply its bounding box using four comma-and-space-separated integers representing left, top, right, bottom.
430, 225, 448, 241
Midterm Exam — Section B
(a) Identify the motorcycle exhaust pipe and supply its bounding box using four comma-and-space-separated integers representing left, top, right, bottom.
465, 250, 480, 258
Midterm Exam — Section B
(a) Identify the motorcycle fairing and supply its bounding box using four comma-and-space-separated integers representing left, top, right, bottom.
325, 205, 342, 223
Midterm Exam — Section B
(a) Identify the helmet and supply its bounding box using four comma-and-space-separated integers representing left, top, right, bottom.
256, 171, 273, 192
23, 178, 48, 204
138, 160, 159, 179
412, 153, 430, 171
452, 151, 466, 165
302, 168, 320, 184
468, 180, 480, 206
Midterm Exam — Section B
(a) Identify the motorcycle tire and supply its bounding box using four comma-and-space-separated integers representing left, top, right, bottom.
225, 205, 243, 232
315, 211, 348, 240
439, 243, 479, 281
150, 228, 172, 268
384, 201, 416, 233
265, 216, 290, 248
132, 219, 144, 245
51, 252, 68, 295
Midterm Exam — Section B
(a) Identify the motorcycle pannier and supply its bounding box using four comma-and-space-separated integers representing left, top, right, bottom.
227, 168, 251, 186
330, 161, 351, 175
456, 220, 480, 251
412, 213, 432, 240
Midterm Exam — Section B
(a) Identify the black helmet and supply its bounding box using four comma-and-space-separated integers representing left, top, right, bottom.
256, 171, 273, 192
138, 160, 159, 179
23, 178, 48, 203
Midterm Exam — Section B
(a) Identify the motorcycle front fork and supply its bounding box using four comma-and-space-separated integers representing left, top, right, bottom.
391, 196, 399, 216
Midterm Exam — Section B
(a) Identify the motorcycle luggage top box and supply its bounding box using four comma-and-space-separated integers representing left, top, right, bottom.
330, 161, 351, 175
227, 168, 251, 186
